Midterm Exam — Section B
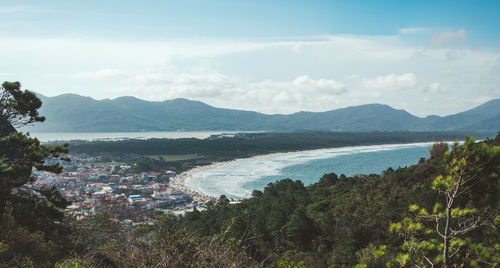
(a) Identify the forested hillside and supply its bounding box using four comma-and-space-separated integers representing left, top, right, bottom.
4, 134, 494, 267
25, 93, 500, 132
175, 136, 500, 267
1, 82, 499, 267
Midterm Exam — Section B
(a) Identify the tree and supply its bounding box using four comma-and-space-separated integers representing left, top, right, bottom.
0, 81, 69, 220
0, 81, 45, 129
391, 137, 500, 267
428, 141, 449, 161
0, 81, 70, 266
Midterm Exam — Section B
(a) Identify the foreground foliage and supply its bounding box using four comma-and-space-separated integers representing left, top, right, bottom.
57, 212, 261, 268
3, 136, 498, 267
177, 136, 499, 267
1, 81, 498, 267
390, 137, 500, 267
0, 82, 69, 267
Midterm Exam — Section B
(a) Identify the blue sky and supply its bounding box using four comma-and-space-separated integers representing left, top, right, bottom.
2, 0, 499, 40
0, 0, 499, 115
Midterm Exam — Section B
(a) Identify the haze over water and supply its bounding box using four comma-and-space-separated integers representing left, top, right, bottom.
185, 143, 432, 199
29, 131, 256, 142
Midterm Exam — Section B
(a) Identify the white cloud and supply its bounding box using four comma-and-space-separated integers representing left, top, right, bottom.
288, 75, 346, 95
431, 29, 467, 46
399, 27, 428, 34
133, 72, 239, 98
292, 44, 302, 54
445, 49, 467, 61
0, 36, 285, 75
0, 5, 48, 18
238, 76, 346, 113
0, 33, 498, 116
362, 73, 417, 91
423, 82, 443, 94
474, 96, 492, 104
42, 73, 62, 79
72, 69, 125, 79
0, 6, 32, 15
126, 72, 346, 114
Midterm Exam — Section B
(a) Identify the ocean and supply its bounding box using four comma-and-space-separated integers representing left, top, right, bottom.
184, 143, 433, 199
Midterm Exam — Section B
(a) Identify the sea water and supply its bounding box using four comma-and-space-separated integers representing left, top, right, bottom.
185, 143, 432, 199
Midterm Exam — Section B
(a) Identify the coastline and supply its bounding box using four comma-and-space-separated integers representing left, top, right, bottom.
171, 141, 447, 198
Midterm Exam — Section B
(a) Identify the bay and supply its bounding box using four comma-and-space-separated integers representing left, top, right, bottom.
184, 143, 434, 199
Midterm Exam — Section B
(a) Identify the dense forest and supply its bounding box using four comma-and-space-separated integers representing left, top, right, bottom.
68, 131, 492, 156
2, 135, 499, 267
1, 82, 499, 267
174, 136, 500, 267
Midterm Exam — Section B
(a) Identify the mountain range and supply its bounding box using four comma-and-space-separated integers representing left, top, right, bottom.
24, 94, 500, 132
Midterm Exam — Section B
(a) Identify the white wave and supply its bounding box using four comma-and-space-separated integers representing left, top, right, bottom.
183, 142, 440, 199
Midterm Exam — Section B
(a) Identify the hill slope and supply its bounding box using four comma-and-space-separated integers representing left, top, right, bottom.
26, 94, 500, 132
175, 136, 500, 267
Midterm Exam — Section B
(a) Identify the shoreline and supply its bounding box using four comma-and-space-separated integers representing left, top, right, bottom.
171, 141, 449, 198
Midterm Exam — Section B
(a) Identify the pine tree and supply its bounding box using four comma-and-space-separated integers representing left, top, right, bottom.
390, 137, 500, 267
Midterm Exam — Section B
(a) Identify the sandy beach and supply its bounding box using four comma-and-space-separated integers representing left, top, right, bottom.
171, 141, 443, 198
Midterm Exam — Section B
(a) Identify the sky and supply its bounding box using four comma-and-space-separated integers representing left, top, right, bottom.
0, 0, 499, 116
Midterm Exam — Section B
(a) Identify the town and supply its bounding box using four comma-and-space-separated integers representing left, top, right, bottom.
30, 154, 215, 226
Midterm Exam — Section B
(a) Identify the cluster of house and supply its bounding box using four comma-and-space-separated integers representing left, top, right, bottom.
31, 154, 214, 226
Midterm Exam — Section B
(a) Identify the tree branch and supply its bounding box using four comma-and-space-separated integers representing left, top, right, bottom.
435, 217, 445, 238
449, 246, 461, 258
422, 255, 434, 267
449, 217, 480, 239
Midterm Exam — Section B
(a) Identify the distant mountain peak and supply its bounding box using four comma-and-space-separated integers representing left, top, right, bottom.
113, 96, 142, 101
166, 98, 210, 105
22, 93, 499, 132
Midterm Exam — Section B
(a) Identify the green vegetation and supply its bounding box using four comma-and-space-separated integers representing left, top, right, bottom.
390, 137, 500, 267
1, 81, 498, 267
58, 212, 260, 267
175, 135, 499, 267
27, 93, 500, 132
0, 82, 70, 267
